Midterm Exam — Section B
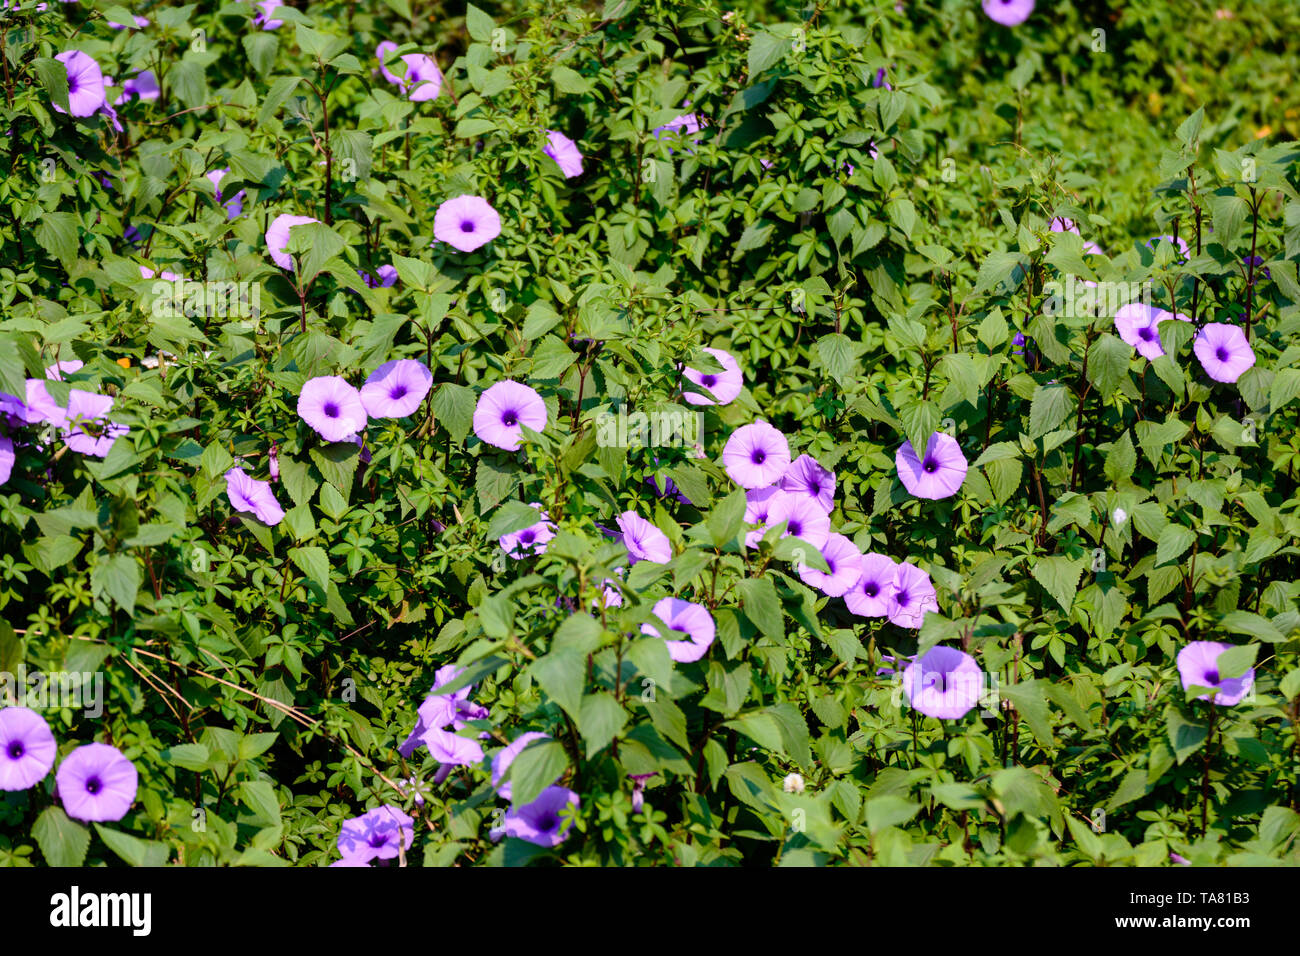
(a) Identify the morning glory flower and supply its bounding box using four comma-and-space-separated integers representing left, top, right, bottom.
491, 732, 555, 801
298, 376, 367, 443
773, 492, 831, 549
360, 359, 432, 419
473, 380, 547, 450
982, 0, 1034, 26
399, 53, 443, 101
422, 728, 484, 766
1193, 323, 1256, 383
375, 41, 402, 86
56, 742, 138, 822
265, 214, 320, 271
206, 168, 244, 220
797, 532, 864, 597
336, 805, 414, 863
62, 390, 129, 458
617, 510, 672, 564
902, 646, 984, 720
224, 467, 285, 525
896, 432, 968, 500
1115, 304, 1189, 361
253, 0, 284, 29
358, 264, 398, 288
682, 347, 743, 406
53, 50, 106, 118
844, 552, 898, 617
647, 474, 691, 504
433, 195, 501, 252
744, 486, 789, 548
0, 707, 57, 791
723, 421, 791, 489
886, 561, 939, 629
115, 70, 159, 104
496, 785, 580, 847
398, 664, 488, 757
499, 504, 557, 558
544, 130, 584, 178
0, 436, 13, 486
107, 13, 150, 28
642, 596, 716, 663
779, 453, 836, 512
1177, 642, 1255, 706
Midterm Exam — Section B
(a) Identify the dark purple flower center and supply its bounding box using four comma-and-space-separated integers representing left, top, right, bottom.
521, 530, 536, 544
1215, 347, 1229, 362
85, 776, 102, 795
7, 741, 23, 759
536, 813, 559, 832
787, 519, 803, 536
1204, 669, 1220, 685
390, 384, 409, 400
809, 481, 821, 494
1138, 327, 1154, 341
863, 582, 879, 597
751, 450, 766, 464
929, 672, 949, 692
323, 402, 340, 418
701, 374, 717, 387
923, 458, 938, 474
460, 219, 476, 233
368, 832, 389, 848
896, 589, 912, 607
824, 559, 836, 573
502, 409, 518, 426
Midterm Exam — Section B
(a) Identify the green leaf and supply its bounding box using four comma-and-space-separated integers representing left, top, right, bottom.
577, 692, 628, 758
1087, 334, 1131, 396
1104, 431, 1137, 483
1214, 643, 1259, 681
747, 29, 789, 76
1029, 384, 1073, 439
1155, 524, 1196, 566
289, 546, 331, 593
95, 825, 169, 867
92, 554, 141, 615
815, 333, 858, 387
506, 738, 569, 808
33, 807, 90, 867
1002, 680, 1056, 747
238, 781, 282, 827
529, 650, 586, 720
898, 400, 941, 459
735, 577, 784, 641
465, 3, 495, 42
432, 382, 475, 442
35, 212, 80, 268
1030, 555, 1084, 612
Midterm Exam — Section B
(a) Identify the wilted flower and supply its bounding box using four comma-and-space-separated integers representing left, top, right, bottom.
56, 743, 138, 822
224, 467, 285, 525
0, 707, 57, 791
360, 359, 432, 419
887, 561, 939, 629
844, 552, 898, 617
617, 510, 672, 564
473, 380, 546, 450
682, 347, 743, 406
1177, 642, 1255, 706
298, 376, 367, 442
797, 532, 863, 597
896, 432, 968, 500
642, 597, 716, 663
982, 0, 1034, 27
1193, 323, 1255, 383
544, 130, 584, 178
779, 453, 836, 512
491, 732, 555, 801
902, 646, 984, 720
53, 50, 106, 118
336, 805, 414, 863
723, 421, 791, 489
265, 214, 320, 271
433, 195, 501, 252
496, 785, 580, 847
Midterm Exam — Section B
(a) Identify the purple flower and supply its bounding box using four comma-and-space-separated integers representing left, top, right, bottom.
53, 51, 106, 118
982, 0, 1034, 26
629, 773, 655, 813
56, 743, 138, 822
206, 168, 244, 220
399, 53, 443, 102
902, 646, 984, 720
224, 467, 285, 526
375, 41, 402, 86
797, 532, 863, 597
398, 664, 487, 757
62, 390, 129, 458
496, 785, 580, 847
433, 195, 501, 252
268, 443, 280, 480
22, 379, 66, 427
115, 69, 159, 104
265, 214, 320, 271
361, 359, 432, 419
653, 112, 704, 153
297, 376, 367, 443
744, 486, 789, 548
254, 0, 285, 29
844, 552, 898, 617
772, 492, 831, 549
872, 67, 892, 90
896, 432, 967, 500
642, 597, 715, 663
647, 474, 691, 505
1177, 642, 1254, 706
422, 727, 484, 766
359, 264, 398, 288
336, 805, 414, 863
473, 380, 547, 451
1193, 323, 1255, 383
887, 561, 939, 629
0, 707, 57, 791
491, 732, 555, 801
723, 421, 791, 489
1115, 304, 1188, 361
1147, 234, 1190, 260
779, 453, 836, 512
0, 436, 12, 485
682, 347, 743, 406
544, 130, 584, 178
499, 504, 557, 558
617, 511, 672, 564
107, 13, 150, 28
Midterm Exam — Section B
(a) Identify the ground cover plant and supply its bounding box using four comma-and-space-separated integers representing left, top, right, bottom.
1, 0, 1300, 867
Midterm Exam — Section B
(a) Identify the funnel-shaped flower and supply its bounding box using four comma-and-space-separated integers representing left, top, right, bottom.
896, 432, 967, 500
642, 597, 715, 663
298, 376, 366, 442
473, 380, 546, 450
434, 195, 500, 252
0, 707, 57, 791
902, 646, 984, 719
797, 532, 863, 597
723, 421, 790, 489
1177, 641, 1255, 706
224, 467, 285, 526
1193, 323, 1255, 384
682, 348, 743, 406
56, 743, 138, 822
361, 359, 432, 419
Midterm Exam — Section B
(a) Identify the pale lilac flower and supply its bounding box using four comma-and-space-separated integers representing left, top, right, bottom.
902, 647, 984, 719
982, 0, 1034, 26
682, 347, 743, 406
844, 552, 898, 617
336, 805, 413, 863
265, 214, 320, 271
115, 70, 159, 104
797, 532, 863, 597
62, 390, 129, 457
1115, 304, 1188, 361
1177, 641, 1254, 706
896, 432, 967, 500
744, 486, 789, 548
375, 41, 402, 86
268, 443, 280, 480
53, 50, 107, 118
887, 561, 939, 629
771, 492, 831, 549
544, 130, 584, 178
1148, 234, 1190, 260
723, 421, 791, 489
399, 53, 442, 101
496, 785, 579, 847
224, 467, 285, 525
499, 504, 557, 558
0, 436, 13, 486
23, 379, 66, 427
107, 13, 150, 28
1194, 323, 1255, 383
653, 112, 704, 153
206, 168, 244, 220
254, 0, 285, 29
0, 707, 56, 791
359, 264, 398, 288
433, 195, 501, 253
473, 380, 546, 450
361, 359, 432, 418
398, 664, 487, 757
491, 732, 555, 801
422, 728, 484, 766
642, 596, 716, 663
779, 453, 835, 512
56, 743, 138, 822
617, 511, 672, 564
297, 376, 367, 443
